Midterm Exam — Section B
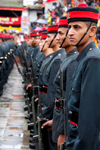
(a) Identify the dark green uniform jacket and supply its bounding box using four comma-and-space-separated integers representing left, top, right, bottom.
67, 42, 100, 150
42, 48, 66, 120
34, 52, 45, 77
52, 49, 78, 143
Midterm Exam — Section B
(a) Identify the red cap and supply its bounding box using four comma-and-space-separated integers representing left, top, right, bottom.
47, 25, 58, 34
37, 30, 43, 36
77, 3, 88, 7
32, 30, 36, 32
41, 32, 47, 39
30, 32, 37, 37
58, 16, 68, 28
67, 3, 99, 23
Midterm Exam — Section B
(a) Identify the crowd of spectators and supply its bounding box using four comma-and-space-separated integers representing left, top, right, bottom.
30, 0, 100, 48
45, 0, 100, 25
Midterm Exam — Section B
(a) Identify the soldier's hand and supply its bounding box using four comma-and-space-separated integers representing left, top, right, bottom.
37, 116, 40, 121
41, 119, 53, 132
35, 98, 39, 102
57, 134, 68, 150
26, 83, 32, 90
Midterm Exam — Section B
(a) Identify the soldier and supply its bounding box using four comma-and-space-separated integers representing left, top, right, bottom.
38, 25, 66, 150
31, 32, 40, 61
33, 31, 45, 77
41, 16, 78, 150
0, 34, 5, 96
38, 32, 54, 105
66, 3, 100, 150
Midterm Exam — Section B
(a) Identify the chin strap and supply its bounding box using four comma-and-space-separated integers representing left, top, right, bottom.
76, 22, 92, 47
49, 32, 58, 48
41, 41, 47, 52
60, 28, 69, 48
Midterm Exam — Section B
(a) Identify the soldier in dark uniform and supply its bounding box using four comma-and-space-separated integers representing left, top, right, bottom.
52, 17, 78, 150
40, 25, 66, 120
38, 25, 66, 150
41, 16, 78, 150
66, 3, 100, 150
33, 31, 45, 77
31, 32, 40, 61
38, 32, 54, 104
0, 34, 5, 96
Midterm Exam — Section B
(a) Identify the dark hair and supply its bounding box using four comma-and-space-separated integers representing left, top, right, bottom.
85, 22, 97, 27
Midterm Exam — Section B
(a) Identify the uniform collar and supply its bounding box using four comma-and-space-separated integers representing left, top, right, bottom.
66, 48, 77, 57
53, 48, 65, 56
45, 53, 53, 58
76, 41, 96, 62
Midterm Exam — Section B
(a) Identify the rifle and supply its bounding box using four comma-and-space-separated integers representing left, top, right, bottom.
13, 54, 24, 78
30, 55, 50, 150
28, 55, 40, 150
59, 65, 67, 150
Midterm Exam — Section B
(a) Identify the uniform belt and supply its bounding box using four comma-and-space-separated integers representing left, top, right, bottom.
55, 98, 60, 110
68, 111, 78, 126
43, 85, 48, 95
39, 86, 43, 93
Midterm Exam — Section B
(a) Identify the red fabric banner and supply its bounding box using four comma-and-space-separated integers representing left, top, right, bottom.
0, 7, 27, 11
0, 16, 21, 25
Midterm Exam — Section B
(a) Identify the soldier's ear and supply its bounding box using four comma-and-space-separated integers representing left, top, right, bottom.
89, 26, 97, 37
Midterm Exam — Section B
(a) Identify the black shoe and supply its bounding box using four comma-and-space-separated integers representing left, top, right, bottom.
27, 120, 31, 124
29, 144, 36, 149
0, 90, 3, 96
30, 133, 34, 137
29, 138, 33, 143
30, 130, 34, 133
25, 115, 30, 120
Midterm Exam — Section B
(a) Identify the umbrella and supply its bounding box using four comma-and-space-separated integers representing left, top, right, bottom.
9, 29, 16, 32
35, 27, 43, 31
36, 19, 47, 24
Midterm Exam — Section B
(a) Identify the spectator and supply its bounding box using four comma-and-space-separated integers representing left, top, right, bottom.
67, 4, 72, 10
59, 7, 63, 16
31, 23, 36, 31
47, 12, 52, 25
51, 9, 55, 17
57, 2, 62, 12
42, 24, 47, 30
95, 2, 100, 12
55, 8, 61, 17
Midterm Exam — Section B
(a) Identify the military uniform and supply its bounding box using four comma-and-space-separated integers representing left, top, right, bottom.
52, 49, 78, 143
66, 5, 100, 150
38, 53, 54, 114
42, 48, 66, 120
31, 46, 40, 61
34, 51, 45, 77
26, 46, 34, 65
67, 42, 100, 150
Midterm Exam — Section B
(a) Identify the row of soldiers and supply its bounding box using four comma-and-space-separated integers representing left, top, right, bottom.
0, 34, 15, 96
18, 3, 100, 150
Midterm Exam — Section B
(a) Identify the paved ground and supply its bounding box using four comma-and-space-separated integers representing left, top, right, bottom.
0, 63, 31, 150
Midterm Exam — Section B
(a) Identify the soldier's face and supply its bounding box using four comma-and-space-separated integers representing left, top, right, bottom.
39, 39, 48, 52
46, 33, 58, 48
36, 36, 41, 46
0, 39, 2, 44
56, 27, 70, 48
68, 21, 89, 46
46, 34, 54, 46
